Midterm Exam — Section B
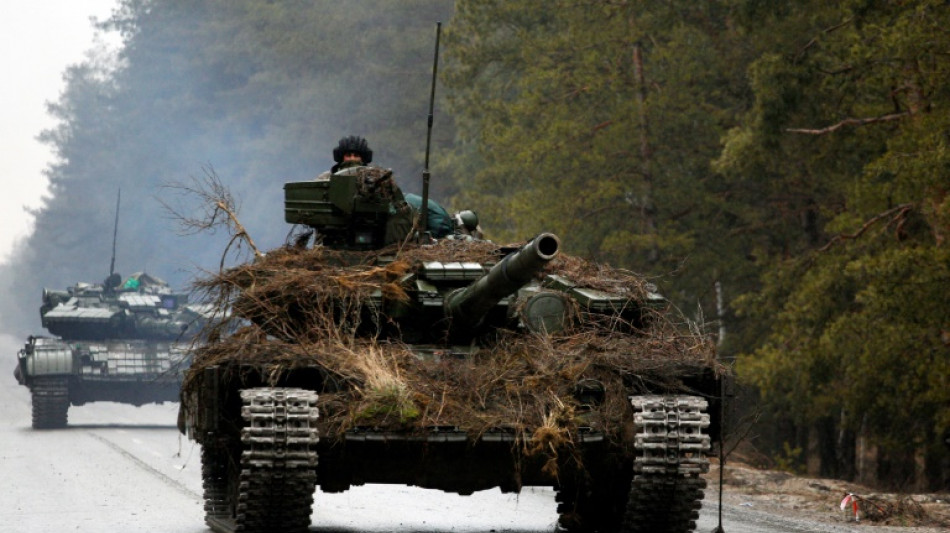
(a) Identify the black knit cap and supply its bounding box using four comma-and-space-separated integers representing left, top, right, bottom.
332, 136, 373, 164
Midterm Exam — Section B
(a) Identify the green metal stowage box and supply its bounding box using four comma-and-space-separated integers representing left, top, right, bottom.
285, 177, 390, 229
284, 180, 336, 227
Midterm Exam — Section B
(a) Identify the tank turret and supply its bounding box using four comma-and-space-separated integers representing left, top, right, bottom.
445, 233, 559, 329
39, 272, 208, 342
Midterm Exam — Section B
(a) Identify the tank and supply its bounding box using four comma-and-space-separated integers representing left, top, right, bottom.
178, 169, 727, 533
14, 271, 213, 429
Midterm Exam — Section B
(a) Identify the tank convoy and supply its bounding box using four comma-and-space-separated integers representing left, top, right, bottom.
177, 164, 727, 533
14, 271, 212, 429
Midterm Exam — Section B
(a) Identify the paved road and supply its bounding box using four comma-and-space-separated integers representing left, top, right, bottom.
1, 339, 556, 533
2, 337, 870, 533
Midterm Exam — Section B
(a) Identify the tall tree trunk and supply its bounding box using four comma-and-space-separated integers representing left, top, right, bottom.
856, 414, 879, 486
807, 425, 821, 476
836, 409, 856, 480
632, 41, 658, 263
814, 417, 838, 478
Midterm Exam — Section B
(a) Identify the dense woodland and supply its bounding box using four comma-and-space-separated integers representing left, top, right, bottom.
1, 0, 947, 490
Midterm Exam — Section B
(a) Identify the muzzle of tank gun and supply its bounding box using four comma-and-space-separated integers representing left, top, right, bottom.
134, 317, 191, 339
445, 233, 560, 329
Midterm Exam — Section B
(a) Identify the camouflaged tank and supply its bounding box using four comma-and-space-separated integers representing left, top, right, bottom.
178, 166, 726, 533
14, 272, 212, 429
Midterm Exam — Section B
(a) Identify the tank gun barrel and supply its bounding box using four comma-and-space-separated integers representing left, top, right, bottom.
135, 315, 191, 340
445, 233, 560, 328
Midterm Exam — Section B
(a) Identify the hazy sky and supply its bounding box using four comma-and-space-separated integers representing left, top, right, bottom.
0, 1, 119, 262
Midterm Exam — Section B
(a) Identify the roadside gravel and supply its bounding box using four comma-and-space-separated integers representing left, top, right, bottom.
704, 460, 950, 532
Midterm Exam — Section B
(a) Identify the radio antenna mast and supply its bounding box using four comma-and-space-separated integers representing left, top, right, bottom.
419, 21, 442, 238
109, 189, 121, 277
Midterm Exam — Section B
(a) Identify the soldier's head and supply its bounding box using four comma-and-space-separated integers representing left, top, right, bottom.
333, 135, 373, 167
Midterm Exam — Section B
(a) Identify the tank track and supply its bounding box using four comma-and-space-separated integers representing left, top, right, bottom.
624, 475, 707, 533
623, 395, 711, 533
554, 395, 710, 533
204, 387, 319, 533
201, 441, 230, 523
555, 465, 632, 532
31, 376, 70, 429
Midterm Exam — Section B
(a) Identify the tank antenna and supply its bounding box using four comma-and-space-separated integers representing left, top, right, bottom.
418, 21, 441, 239
109, 188, 121, 277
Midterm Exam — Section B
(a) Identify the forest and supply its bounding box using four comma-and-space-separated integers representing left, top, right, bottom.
0, 0, 947, 490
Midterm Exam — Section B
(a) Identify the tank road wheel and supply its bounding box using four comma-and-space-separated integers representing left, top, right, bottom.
622, 396, 711, 533
235, 388, 319, 533
31, 376, 70, 429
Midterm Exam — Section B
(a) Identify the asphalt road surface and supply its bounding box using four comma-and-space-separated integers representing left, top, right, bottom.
2, 339, 871, 533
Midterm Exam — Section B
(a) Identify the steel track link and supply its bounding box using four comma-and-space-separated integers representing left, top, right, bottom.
623, 395, 711, 533
202, 387, 319, 533
201, 442, 230, 523
31, 376, 70, 429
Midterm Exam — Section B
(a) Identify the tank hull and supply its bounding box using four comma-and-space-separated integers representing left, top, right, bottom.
16, 336, 191, 428
184, 362, 721, 533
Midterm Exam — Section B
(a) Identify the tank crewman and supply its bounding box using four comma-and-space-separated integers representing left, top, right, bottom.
315, 135, 375, 179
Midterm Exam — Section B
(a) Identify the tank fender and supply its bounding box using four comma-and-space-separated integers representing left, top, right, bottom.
20, 338, 74, 377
